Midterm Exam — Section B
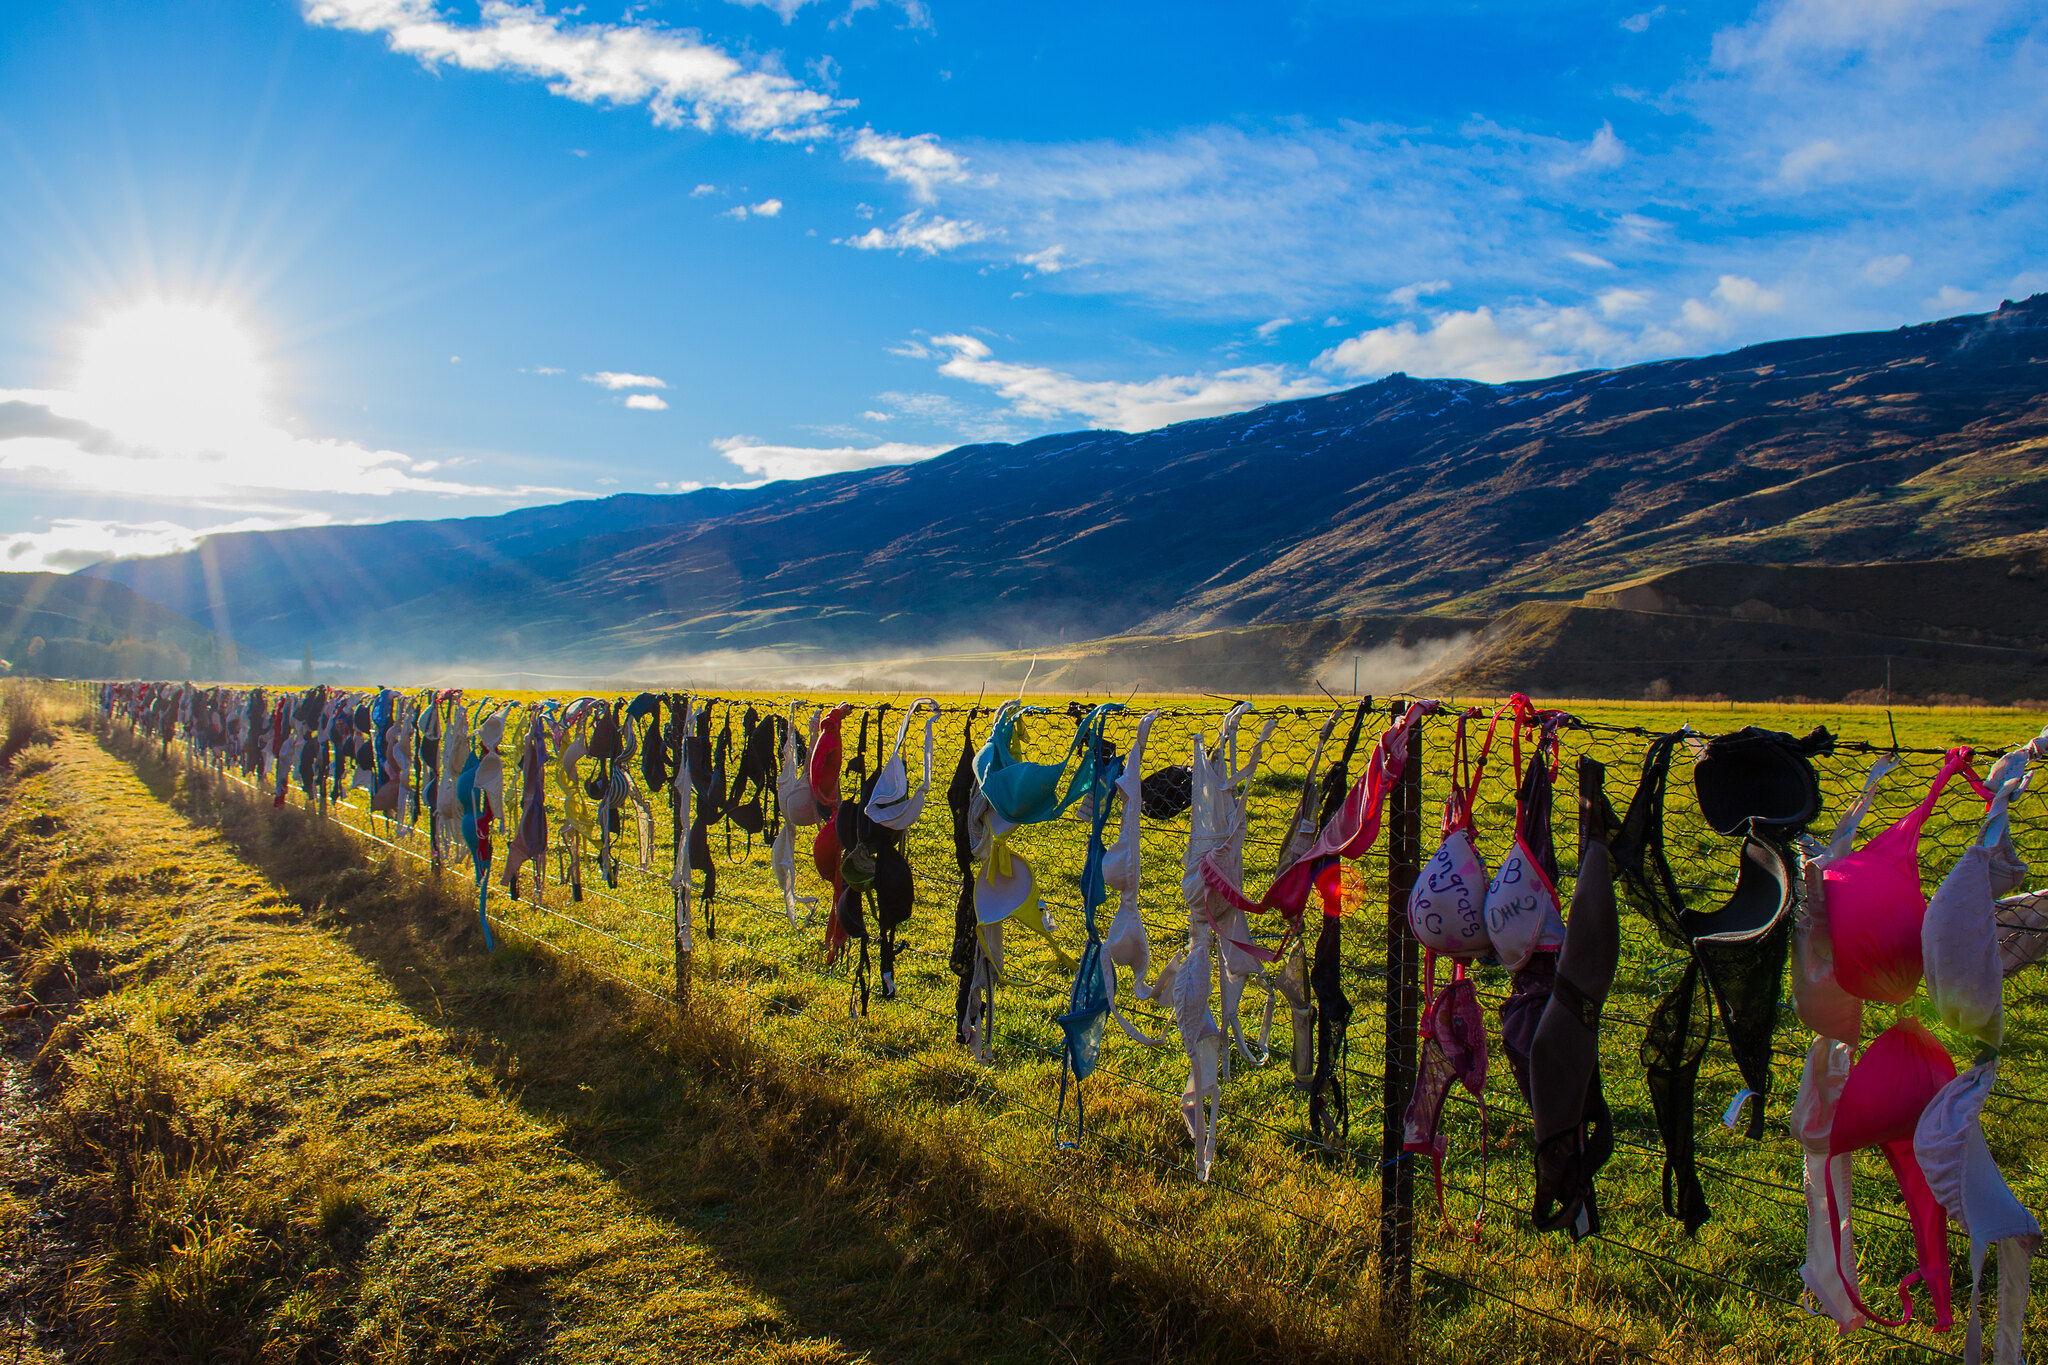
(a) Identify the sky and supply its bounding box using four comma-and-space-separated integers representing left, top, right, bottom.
2, 0, 2045, 572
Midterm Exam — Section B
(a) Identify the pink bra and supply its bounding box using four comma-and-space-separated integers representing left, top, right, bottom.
1825, 748, 1992, 1003
1403, 961, 1489, 1210
1826, 1017, 1957, 1329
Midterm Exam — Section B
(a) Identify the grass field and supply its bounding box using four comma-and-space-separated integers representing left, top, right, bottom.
8, 681, 2047, 1362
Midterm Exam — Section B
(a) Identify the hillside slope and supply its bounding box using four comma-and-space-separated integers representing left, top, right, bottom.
82, 295, 2048, 673
0, 571, 263, 678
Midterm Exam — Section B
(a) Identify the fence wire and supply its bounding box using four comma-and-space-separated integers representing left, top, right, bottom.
92, 680, 2048, 1363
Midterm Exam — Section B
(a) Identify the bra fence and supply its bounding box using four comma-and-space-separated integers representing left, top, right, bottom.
84, 678, 2048, 1363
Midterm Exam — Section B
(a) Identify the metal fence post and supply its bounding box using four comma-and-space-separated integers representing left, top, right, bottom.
1379, 701, 1423, 1339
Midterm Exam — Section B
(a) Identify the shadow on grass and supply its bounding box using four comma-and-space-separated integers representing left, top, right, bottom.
99, 723, 1410, 1365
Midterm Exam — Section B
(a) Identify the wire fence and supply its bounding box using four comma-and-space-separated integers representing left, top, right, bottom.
84, 679, 2048, 1362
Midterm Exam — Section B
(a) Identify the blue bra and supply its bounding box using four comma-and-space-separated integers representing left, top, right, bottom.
1055, 703, 1126, 1146
975, 701, 1120, 829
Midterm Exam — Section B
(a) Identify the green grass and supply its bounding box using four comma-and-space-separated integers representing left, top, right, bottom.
39, 683, 2048, 1361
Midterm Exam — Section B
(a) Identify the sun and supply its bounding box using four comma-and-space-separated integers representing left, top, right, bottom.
76, 299, 269, 444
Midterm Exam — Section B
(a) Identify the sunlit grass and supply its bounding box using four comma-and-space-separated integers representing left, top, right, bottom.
60, 683, 2048, 1360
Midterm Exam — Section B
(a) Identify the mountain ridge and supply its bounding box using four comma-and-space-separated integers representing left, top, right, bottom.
81, 295, 2048, 677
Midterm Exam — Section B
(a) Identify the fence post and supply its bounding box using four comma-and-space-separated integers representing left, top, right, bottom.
1379, 700, 1423, 1339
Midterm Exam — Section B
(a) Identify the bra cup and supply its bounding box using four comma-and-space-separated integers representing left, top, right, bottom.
1100, 836, 1139, 897
1409, 826, 1491, 958
1795, 861, 1865, 1044
1484, 837, 1565, 972
779, 724, 819, 823
1432, 976, 1487, 1093
1213, 904, 1262, 978
1828, 750, 1992, 1006
1923, 844, 2006, 1050
1827, 1018, 1959, 1329
1825, 849, 1928, 1004
866, 701, 937, 831
865, 754, 915, 828
812, 821, 840, 885
1105, 893, 1151, 975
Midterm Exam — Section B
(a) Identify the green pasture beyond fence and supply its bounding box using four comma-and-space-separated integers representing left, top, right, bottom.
87, 683, 2048, 1362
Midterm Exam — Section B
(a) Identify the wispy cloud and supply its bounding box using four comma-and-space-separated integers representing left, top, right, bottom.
927, 334, 1331, 431
1389, 279, 1451, 308
719, 0, 931, 29
1018, 244, 1070, 275
585, 371, 667, 390
1, 514, 332, 574
839, 211, 996, 255
845, 128, 974, 201
725, 198, 784, 219
710, 435, 949, 481
302, 0, 850, 138
305, 0, 2048, 373
0, 390, 567, 504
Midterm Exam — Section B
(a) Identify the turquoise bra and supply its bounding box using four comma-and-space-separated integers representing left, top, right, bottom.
974, 700, 1120, 829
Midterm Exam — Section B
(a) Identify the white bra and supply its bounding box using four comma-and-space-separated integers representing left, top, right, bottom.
865, 698, 938, 831
777, 703, 822, 826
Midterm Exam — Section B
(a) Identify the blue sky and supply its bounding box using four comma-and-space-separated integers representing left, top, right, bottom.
2, 0, 2044, 571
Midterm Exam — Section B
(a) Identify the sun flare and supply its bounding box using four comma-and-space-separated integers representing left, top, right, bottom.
76, 299, 268, 444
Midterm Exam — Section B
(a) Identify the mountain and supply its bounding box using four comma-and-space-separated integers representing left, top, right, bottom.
81, 294, 2048, 681
0, 571, 267, 679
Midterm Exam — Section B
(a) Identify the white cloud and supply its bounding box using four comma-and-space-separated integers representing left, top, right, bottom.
1567, 250, 1616, 269
0, 390, 565, 505
844, 128, 973, 201
692, 183, 717, 196
862, 410, 891, 422
1018, 244, 1070, 275
750, 197, 782, 217
1778, 137, 1843, 185
302, 0, 852, 139
929, 334, 1332, 431
1, 514, 331, 574
710, 435, 948, 481
1864, 253, 1912, 285
1254, 317, 1293, 339
1621, 6, 1665, 33
1561, 121, 1627, 173
625, 393, 670, 410
718, 0, 930, 27
1597, 287, 1651, 317
839, 211, 996, 255
1316, 306, 1598, 384
723, 204, 750, 219
531, 364, 565, 374
585, 371, 668, 390
1675, 273, 1786, 334
1702, 0, 2048, 197
1389, 279, 1452, 308
1926, 284, 1983, 313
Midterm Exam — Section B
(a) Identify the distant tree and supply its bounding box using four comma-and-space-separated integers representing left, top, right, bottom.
24, 637, 44, 675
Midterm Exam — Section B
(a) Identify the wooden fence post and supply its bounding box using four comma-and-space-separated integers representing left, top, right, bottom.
1379, 701, 1423, 1341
